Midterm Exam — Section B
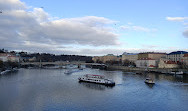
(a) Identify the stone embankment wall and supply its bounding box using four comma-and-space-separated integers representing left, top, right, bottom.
107, 65, 188, 74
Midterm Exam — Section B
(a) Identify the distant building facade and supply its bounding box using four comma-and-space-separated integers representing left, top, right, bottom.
21, 57, 36, 62
182, 54, 188, 66
136, 58, 156, 68
0, 53, 20, 62
122, 52, 138, 63
136, 52, 166, 68
166, 51, 188, 63
92, 54, 121, 63
158, 58, 179, 68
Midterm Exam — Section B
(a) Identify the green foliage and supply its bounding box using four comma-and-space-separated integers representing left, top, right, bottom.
0, 60, 3, 68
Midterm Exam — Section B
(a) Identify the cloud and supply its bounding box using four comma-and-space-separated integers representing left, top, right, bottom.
166, 17, 188, 22
120, 25, 157, 32
0, 0, 26, 11
0, 0, 120, 54
166, 17, 188, 38
183, 29, 188, 38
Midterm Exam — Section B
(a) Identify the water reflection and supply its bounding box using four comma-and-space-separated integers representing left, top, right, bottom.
145, 83, 154, 88
79, 81, 114, 90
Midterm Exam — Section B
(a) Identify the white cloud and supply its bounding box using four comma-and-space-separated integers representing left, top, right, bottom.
166, 17, 188, 38
120, 25, 157, 32
0, 0, 26, 11
166, 17, 188, 22
0, 0, 120, 55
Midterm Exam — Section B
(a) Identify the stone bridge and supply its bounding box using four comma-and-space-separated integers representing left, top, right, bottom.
20, 61, 96, 67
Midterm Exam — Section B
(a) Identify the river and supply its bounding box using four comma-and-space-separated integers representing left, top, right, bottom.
0, 66, 188, 111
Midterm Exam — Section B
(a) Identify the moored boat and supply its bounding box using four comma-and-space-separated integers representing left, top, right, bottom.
78, 74, 115, 86
145, 78, 155, 84
170, 71, 183, 75
64, 69, 72, 74
0, 69, 11, 75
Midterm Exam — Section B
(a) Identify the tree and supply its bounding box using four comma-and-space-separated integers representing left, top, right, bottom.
0, 60, 3, 68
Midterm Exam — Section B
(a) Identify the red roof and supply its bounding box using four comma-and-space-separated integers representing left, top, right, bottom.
183, 54, 188, 57
149, 65, 156, 67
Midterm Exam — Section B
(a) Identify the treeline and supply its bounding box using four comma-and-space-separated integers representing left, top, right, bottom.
21, 53, 93, 62
0, 49, 93, 63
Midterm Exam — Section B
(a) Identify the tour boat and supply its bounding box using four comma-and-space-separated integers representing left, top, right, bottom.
145, 78, 155, 84
170, 71, 183, 75
78, 74, 115, 86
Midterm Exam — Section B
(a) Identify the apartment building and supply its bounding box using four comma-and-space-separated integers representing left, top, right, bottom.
166, 51, 188, 63
136, 52, 166, 68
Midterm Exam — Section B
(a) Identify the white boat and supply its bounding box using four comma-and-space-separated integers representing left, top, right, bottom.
64, 69, 72, 74
170, 71, 183, 75
78, 74, 115, 86
12, 67, 19, 72
145, 78, 155, 84
0, 69, 11, 75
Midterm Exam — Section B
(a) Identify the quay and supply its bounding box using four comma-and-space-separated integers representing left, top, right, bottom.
107, 65, 188, 74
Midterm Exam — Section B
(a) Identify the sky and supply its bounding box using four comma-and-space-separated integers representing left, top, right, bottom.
0, 0, 188, 56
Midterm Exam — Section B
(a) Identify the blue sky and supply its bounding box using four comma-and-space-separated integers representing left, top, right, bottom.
0, 0, 188, 55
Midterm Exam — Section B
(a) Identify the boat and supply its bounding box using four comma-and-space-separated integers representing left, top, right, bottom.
145, 78, 155, 84
12, 67, 19, 72
78, 74, 115, 86
0, 69, 11, 75
170, 71, 183, 75
64, 69, 72, 74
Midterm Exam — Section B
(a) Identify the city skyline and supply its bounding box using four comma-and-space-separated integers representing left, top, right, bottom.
0, 0, 188, 56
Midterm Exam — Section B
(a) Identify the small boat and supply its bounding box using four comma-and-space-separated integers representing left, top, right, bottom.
0, 69, 11, 75
12, 67, 19, 72
145, 78, 155, 84
64, 69, 72, 74
170, 71, 183, 75
78, 74, 115, 86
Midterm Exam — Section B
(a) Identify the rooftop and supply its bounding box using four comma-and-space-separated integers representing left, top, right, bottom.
167, 51, 188, 55
139, 52, 166, 54
183, 54, 188, 57
122, 52, 138, 55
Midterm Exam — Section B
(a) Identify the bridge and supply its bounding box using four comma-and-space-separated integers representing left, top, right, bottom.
20, 61, 103, 67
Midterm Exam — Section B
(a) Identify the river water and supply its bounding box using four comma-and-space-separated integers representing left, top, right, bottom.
0, 66, 188, 111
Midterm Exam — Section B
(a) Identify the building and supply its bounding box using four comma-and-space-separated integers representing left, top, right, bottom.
158, 58, 179, 68
7, 55, 20, 62
166, 51, 188, 63
136, 58, 156, 68
136, 52, 166, 68
0, 53, 20, 62
21, 56, 36, 62
122, 52, 138, 63
0, 53, 9, 62
182, 54, 188, 66
92, 56, 102, 63
92, 54, 121, 63
138, 52, 166, 60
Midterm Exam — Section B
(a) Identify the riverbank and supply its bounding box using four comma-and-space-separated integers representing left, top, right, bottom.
107, 65, 188, 74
